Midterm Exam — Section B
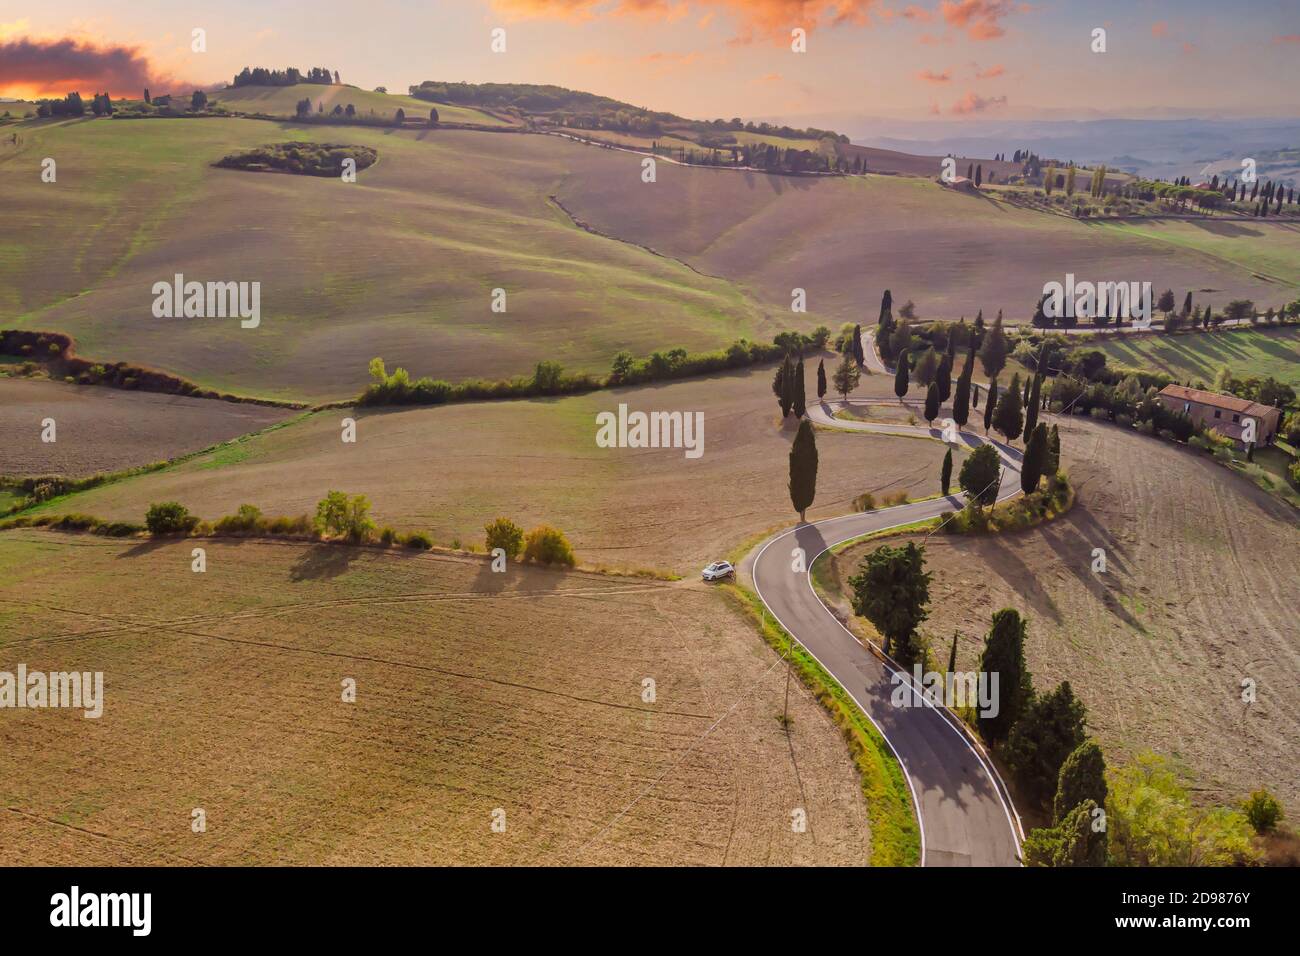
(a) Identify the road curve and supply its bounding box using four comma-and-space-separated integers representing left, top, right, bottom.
739, 397, 1026, 866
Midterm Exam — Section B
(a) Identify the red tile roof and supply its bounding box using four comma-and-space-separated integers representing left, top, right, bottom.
1157, 384, 1278, 419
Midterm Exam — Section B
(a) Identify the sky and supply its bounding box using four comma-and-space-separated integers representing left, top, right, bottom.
2, 0, 1298, 121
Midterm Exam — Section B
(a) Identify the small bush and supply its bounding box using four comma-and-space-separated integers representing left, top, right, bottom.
853, 492, 877, 512
214, 503, 264, 534
314, 491, 375, 542
484, 516, 525, 557
523, 525, 576, 566
379, 526, 397, 546
402, 531, 433, 550
1243, 789, 1283, 834
145, 501, 199, 535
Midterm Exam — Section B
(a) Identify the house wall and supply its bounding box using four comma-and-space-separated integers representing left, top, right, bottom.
1157, 396, 1281, 446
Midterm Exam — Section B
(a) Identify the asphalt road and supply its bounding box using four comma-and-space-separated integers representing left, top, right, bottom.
740, 397, 1026, 866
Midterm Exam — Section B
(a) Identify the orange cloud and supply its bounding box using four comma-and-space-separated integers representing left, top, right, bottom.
1272, 34, 1300, 44
918, 68, 952, 83
903, 4, 934, 21
0, 35, 204, 98
939, 0, 1018, 40
950, 90, 1007, 114
974, 62, 1004, 78
1151, 21, 1168, 38
492, 0, 885, 40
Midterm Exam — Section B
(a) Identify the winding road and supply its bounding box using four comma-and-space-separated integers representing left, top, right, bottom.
739, 345, 1029, 865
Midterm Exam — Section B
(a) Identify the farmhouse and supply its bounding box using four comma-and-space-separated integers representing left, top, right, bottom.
1156, 384, 1282, 447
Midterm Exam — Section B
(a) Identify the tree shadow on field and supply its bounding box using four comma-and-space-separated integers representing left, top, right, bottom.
1038, 519, 1146, 634
472, 554, 511, 595
289, 543, 359, 582
116, 537, 178, 559
974, 533, 1063, 625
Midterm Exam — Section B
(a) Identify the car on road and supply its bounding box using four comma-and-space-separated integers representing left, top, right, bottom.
701, 561, 735, 582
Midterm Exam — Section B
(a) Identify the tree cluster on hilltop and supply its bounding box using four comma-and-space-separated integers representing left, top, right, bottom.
232, 66, 339, 88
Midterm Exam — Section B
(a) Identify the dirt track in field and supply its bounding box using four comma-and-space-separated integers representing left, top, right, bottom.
0, 533, 872, 865
0, 378, 294, 477
826, 415, 1300, 811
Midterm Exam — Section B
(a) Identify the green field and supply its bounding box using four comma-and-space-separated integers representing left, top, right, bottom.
1085, 326, 1300, 388
0, 113, 769, 402
207, 84, 513, 126
1089, 219, 1300, 293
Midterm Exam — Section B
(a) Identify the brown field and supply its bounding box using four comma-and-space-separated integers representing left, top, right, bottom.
0, 531, 871, 865
554, 157, 1294, 330
0, 378, 295, 477
22, 364, 964, 575
823, 415, 1300, 811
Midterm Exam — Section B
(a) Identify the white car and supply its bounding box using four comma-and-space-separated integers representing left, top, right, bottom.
701, 561, 735, 582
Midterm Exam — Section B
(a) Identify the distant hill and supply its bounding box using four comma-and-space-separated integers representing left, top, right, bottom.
208, 84, 513, 127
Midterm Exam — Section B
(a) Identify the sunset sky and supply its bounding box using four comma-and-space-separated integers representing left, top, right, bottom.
2, 0, 1298, 121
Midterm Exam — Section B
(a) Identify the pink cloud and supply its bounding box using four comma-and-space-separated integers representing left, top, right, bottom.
974, 62, 1004, 79
918, 68, 953, 83
938, 0, 1018, 41
1151, 21, 1168, 38
950, 90, 1007, 114
903, 4, 934, 21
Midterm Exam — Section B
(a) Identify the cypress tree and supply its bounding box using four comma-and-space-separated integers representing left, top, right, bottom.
924, 382, 940, 424
1021, 422, 1048, 493
937, 351, 953, 403
793, 357, 807, 418
894, 354, 909, 400
953, 368, 971, 429
1046, 424, 1061, 476
816, 358, 827, 399
1053, 740, 1108, 824
1024, 374, 1041, 437
941, 447, 953, 495
852, 324, 864, 365
778, 354, 794, 418
947, 631, 958, 674
983, 379, 997, 432
788, 419, 818, 522
978, 608, 1033, 743
879, 289, 893, 326
993, 373, 1024, 441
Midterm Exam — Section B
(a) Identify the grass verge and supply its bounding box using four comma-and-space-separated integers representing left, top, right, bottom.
719, 582, 921, 866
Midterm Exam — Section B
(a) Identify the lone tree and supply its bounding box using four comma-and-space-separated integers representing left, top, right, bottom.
992, 373, 1024, 442
983, 379, 998, 432
394, 107, 406, 126
977, 608, 1033, 742
428, 107, 439, 126
792, 357, 807, 418
941, 447, 953, 495
832, 353, 860, 401
852, 324, 865, 366
959, 443, 1001, 506
1054, 740, 1108, 825
1021, 422, 1049, 493
848, 542, 930, 663
816, 358, 827, 399
924, 381, 940, 425
878, 289, 893, 326
788, 419, 818, 522
893, 353, 909, 400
